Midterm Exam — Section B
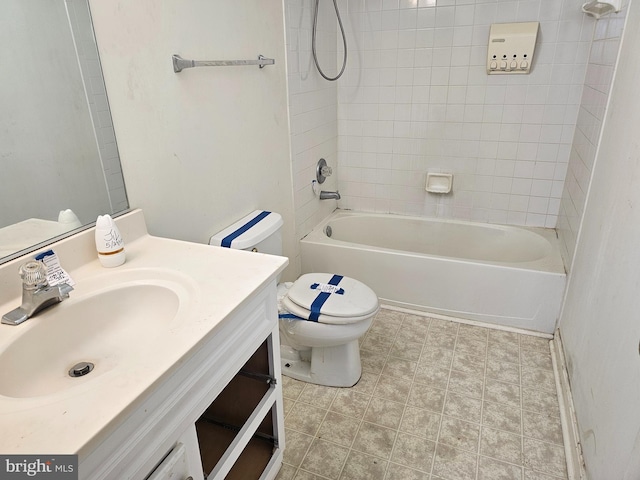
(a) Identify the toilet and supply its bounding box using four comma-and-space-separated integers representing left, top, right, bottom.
210, 210, 379, 387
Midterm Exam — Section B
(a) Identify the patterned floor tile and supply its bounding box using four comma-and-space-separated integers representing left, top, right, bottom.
280, 308, 568, 480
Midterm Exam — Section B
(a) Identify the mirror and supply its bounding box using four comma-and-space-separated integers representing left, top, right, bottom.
0, 0, 128, 263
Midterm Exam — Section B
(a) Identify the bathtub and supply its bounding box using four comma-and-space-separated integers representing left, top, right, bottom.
300, 211, 566, 334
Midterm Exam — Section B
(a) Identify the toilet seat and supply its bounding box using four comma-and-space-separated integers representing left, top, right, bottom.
284, 273, 379, 325
281, 296, 377, 325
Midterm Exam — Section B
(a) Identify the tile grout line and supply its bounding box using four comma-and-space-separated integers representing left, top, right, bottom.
475, 327, 490, 480
285, 387, 317, 479
381, 311, 414, 480
331, 348, 378, 478
520, 339, 569, 478
382, 312, 426, 479
519, 333, 526, 480
394, 313, 438, 478
357, 328, 393, 479
429, 319, 459, 479
324, 384, 351, 480
349, 311, 404, 480
311, 387, 339, 479
295, 384, 331, 479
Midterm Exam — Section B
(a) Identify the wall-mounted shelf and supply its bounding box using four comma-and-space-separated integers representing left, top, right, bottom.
425, 172, 453, 194
582, 1, 621, 19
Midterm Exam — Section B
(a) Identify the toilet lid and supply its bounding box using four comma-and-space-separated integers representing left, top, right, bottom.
282, 296, 378, 325
286, 273, 379, 322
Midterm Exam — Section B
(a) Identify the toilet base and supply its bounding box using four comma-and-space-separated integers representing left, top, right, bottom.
280, 341, 362, 387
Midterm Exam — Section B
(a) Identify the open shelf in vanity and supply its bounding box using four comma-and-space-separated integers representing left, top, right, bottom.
194, 337, 282, 479
144, 330, 285, 480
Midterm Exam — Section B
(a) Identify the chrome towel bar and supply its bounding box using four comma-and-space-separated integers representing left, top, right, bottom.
172, 54, 275, 73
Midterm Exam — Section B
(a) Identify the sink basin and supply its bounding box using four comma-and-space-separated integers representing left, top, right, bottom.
0, 270, 194, 398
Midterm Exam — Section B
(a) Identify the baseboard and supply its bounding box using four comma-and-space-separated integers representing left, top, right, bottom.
550, 329, 587, 480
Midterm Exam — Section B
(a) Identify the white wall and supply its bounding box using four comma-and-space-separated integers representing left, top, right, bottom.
336, 0, 593, 227
557, 3, 627, 267
89, 0, 297, 279
558, 0, 640, 476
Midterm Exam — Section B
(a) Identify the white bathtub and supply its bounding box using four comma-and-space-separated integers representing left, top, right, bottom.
300, 211, 566, 334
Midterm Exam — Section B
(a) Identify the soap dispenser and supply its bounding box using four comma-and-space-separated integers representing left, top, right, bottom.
95, 214, 126, 267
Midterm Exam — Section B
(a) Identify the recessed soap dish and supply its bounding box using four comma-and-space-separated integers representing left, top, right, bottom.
425, 173, 453, 194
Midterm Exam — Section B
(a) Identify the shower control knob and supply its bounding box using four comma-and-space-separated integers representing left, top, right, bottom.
490, 61, 497, 70
316, 158, 332, 184
500, 60, 508, 70
521, 60, 529, 69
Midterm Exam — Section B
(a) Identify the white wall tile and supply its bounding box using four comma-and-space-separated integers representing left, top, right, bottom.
285, 0, 611, 235
557, 4, 627, 269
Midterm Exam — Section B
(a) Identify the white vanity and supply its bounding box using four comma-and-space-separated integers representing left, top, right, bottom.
0, 210, 288, 480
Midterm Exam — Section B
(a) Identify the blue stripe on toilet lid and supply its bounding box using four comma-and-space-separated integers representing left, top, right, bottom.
281, 296, 378, 325
286, 273, 379, 319
308, 274, 343, 321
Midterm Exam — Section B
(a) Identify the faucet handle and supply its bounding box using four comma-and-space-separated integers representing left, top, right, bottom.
316, 158, 333, 184
320, 165, 333, 177
19, 261, 48, 290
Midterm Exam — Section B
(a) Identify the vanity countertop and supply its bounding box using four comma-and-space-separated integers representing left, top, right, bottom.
0, 210, 288, 457
0, 218, 77, 258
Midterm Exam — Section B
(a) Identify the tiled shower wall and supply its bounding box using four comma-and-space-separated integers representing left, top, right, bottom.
557, 3, 627, 267
285, 0, 340, 243
336, 0, 595, 227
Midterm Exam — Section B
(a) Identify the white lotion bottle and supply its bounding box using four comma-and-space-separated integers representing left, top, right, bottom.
58, 209, 82, 229
95, 214, 126, 267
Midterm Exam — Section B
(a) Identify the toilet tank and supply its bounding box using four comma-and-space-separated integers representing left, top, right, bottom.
209, 210, 283, 256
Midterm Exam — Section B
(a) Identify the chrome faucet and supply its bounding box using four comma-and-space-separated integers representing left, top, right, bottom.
319, 190, 341, 200
1, 261, 73, 326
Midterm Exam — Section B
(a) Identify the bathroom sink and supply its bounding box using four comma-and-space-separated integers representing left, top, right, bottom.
0, 271, 193, 399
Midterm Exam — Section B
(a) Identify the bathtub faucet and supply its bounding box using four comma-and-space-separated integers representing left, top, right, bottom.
320, 190, 341, 200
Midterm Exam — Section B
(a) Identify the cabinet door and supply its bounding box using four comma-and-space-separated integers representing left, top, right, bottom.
147, 425, 204, 480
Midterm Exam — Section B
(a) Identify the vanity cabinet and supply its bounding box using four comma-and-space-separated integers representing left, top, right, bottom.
80, 281, 285, 480
147, 426, 203, 480
0, 210, 289, 480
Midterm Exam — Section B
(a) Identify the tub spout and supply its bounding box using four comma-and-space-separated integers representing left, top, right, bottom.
320, 190, 341, 200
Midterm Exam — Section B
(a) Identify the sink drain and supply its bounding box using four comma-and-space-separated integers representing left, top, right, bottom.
69, 362, 94, 378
